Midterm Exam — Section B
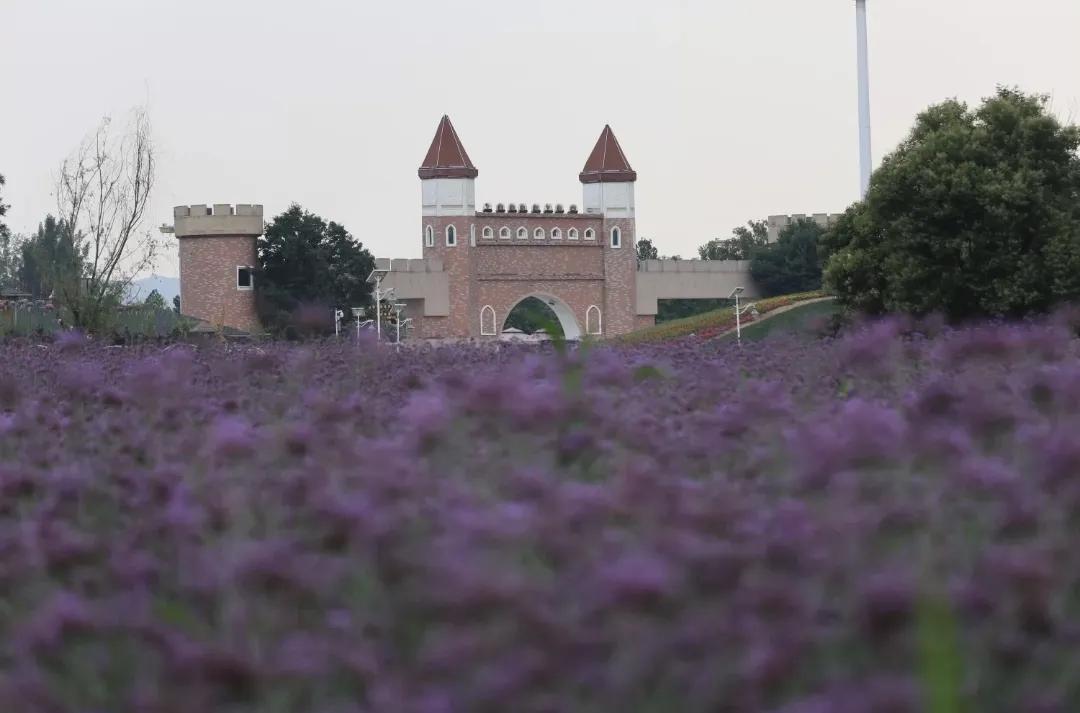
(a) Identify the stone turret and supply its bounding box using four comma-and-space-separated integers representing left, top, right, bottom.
174, 204, 263, 333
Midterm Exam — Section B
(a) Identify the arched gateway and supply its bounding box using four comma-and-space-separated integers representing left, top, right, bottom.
368, 116, 762, 341
499, 293, 584, 341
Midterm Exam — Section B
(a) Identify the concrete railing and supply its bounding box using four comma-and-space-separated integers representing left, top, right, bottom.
374, 257, 449, 317
374, 257, 445, 273
638, 259, 751, 273
635, 259, 759, 316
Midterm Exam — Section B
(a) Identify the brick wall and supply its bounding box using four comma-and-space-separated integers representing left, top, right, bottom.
178, 236, 259, 332
601, 217, 638, 337
415, 212, 639, 340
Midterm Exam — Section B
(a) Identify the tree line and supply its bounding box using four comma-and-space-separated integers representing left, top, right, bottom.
641, 87, 1080, 324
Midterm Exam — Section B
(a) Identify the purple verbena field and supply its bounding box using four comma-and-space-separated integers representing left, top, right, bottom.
2, 316, 1080, 713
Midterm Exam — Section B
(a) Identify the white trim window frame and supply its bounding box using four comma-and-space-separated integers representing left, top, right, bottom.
517, 227, 528, 240
584, 228, 596, 241
551, 227, 562, 240
499, 227, 511, 240
482, 226, 494, 240
534, 227, 545, 240
586, 305, 602, 335
480, 305, 497, 336
237, 265, 254, 291
610, 226, 621, 248
425, 225, 435, 247
446, 224, 457, 247
568, 228, 579, 240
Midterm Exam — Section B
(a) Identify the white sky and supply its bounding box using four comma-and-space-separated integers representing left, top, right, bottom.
3, 0, 1079, 276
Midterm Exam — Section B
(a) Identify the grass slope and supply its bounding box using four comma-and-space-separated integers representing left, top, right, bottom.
616, 291, 827, 345
723, 298, 839, 342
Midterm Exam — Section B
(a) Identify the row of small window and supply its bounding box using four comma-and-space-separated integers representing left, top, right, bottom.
424, 225, 622, 248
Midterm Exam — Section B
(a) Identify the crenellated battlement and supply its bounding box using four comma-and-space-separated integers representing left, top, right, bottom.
174, 204, 264, 238
766, 213, 838, 243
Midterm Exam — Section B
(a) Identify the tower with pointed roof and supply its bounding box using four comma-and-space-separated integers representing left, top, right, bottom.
419, 115, 477, 217
580, 124, 637, 220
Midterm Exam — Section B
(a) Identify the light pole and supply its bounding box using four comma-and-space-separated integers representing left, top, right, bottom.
393, 303, 407, 344
351, 307, 364, 340
855, 0, 873, 199
334, 309, 344, 338
365, 265, 392, 342
730, 287, 745, 342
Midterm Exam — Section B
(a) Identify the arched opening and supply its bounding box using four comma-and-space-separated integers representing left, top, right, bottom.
502, 294, 582, 341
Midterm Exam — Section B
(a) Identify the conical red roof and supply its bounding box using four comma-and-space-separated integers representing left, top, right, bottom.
579, 125, 637, 184
418, 115, 478, 179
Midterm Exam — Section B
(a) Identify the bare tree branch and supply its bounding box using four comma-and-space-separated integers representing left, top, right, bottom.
55, 107, 158, 331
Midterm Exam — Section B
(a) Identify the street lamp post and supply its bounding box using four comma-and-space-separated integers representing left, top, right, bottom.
393, 303, 407, 345
730, 287, 745, 342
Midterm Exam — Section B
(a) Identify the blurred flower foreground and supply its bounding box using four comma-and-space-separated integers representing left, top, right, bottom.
1, 319, 1080, 713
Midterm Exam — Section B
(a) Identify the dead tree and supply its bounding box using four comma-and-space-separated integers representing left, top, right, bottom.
55, 108, 158, 331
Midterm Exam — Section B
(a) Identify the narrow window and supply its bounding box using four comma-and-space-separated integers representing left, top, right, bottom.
470, 225, 476, 247
584, 228, 596, 241
480, 305, 497, 336
568, 228, 579, 240
500, 227, 511, 240
446, 225, 457, 247
425, 225, 434, 247
610, 227, 621, 248
482, 227, 494, 240
534, 227, 545, 240
551, 228, 562, 240
586, 305, 602, 335
237, 266, 254, 291
517, 227, 528, 240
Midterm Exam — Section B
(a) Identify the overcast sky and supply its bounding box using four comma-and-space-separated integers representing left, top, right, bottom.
4, 0, 1079, 277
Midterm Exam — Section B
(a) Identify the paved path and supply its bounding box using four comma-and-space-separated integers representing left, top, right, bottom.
707, 296, 837, 341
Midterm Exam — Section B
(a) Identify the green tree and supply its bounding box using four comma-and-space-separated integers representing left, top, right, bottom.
698, 220, 768, 261
504, 297, 564, 337
256, 204, 375, 335
19, 215, 85, 299
142, 288, 167, 311
751, 218, 825, 296
636, 238, 659, 261
824, 87, 1080, 319
0, 174, 16, 291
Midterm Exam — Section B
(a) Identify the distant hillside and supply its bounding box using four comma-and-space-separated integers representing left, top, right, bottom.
126, 274, 180, 305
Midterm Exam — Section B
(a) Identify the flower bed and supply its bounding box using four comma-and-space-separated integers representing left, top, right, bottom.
0, 319, 1079, 711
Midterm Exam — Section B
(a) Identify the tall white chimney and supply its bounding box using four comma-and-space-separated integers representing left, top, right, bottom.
855, 0, 872, 198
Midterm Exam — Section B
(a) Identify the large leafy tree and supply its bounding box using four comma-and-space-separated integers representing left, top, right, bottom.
257, 204, 375, 334
824, 87, 1080, 319
698, 220, 768, 261
751, 218, 825, 296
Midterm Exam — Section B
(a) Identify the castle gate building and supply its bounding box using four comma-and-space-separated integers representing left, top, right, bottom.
171, 117, 767, 337
377, 116, 762, 341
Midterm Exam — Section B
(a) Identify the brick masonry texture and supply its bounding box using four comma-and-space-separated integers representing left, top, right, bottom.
178, 236, 259, 333
419, 212, 639, 339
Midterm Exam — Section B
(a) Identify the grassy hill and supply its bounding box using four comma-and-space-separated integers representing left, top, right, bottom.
616, 291, 829, 345
720, 297, 839, 342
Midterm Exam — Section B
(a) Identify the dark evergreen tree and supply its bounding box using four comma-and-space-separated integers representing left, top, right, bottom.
751, 219, 825, 296
256, 204, 375, 335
